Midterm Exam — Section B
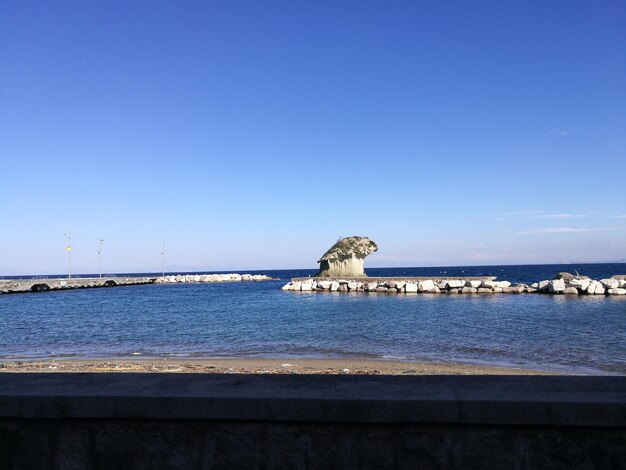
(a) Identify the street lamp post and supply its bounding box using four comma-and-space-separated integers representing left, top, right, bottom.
161, 242, 165, 278
98, 239, 104, 278
63, 232, 72, 279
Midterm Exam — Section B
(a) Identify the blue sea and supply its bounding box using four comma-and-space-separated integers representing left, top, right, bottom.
1, 264, 625, 375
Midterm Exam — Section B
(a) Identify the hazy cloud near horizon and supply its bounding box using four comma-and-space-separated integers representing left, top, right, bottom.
516, 227, 622, 235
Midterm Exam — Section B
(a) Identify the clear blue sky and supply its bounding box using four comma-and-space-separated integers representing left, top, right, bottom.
1, 1, 625, 275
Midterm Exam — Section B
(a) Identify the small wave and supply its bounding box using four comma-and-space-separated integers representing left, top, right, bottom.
0, 353, 79, 360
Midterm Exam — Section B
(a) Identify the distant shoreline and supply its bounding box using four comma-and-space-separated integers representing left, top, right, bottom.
0, 358, 561, 375
2, 261, 625, 280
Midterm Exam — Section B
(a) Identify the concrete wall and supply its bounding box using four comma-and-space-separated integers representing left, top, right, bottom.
0, 277, 156, 294
1, 374, 625, 469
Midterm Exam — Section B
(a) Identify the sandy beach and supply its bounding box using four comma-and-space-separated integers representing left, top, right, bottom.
0, 358, 558, 375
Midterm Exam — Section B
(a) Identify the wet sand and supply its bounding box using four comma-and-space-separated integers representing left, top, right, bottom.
0, 358, 559, 375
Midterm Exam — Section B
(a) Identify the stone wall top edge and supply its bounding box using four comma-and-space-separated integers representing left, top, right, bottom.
0, 374, 624, 427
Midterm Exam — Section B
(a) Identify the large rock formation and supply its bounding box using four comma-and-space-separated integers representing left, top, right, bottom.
316, 236, 378, 277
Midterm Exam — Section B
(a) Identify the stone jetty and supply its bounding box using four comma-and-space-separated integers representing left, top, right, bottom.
0, 277, 156, 294
281, 275, 626, 296
154, 273, 272, 284
0, 273, 273, 294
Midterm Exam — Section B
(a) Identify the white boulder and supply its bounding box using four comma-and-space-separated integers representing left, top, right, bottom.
601, 279, 619, 290
549, 279, 565, 293
300, 281, 313, 291
366, 282, 379, 292
317, 280, 333, 290
394, 281, 406, 291
586, 281, 598, 294
418, 280, 435, 292
405, 282, 418, 293
447, 280, 465, 288
608, 288, 626, 295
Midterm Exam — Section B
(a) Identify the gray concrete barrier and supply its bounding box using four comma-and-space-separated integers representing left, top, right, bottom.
0, 374, 625, 469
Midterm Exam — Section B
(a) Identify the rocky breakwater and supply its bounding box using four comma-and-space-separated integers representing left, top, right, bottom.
283, 278, 519, 294
530, 273, 626, 296
155, 273, 273, 284
281, 273, 626, 296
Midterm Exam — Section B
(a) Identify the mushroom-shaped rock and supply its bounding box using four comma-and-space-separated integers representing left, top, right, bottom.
316, 236, 378, 277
